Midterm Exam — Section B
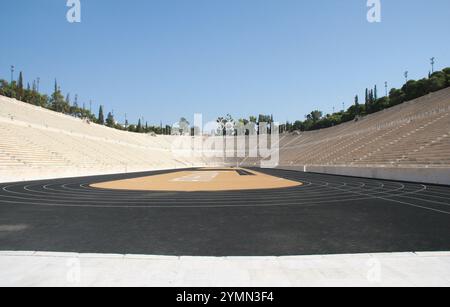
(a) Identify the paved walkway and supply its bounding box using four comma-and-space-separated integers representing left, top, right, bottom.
1, 251, 449, 287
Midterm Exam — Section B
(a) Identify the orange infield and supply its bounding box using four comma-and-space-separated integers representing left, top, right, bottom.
91, 168, 303, 192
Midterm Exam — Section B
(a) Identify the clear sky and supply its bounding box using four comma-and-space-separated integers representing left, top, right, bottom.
1, 0, 449, 125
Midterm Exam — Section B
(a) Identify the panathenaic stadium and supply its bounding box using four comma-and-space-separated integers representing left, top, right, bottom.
1, 88, 450, 286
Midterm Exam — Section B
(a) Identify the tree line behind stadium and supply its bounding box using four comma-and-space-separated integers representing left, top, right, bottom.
1, 67, 449, 135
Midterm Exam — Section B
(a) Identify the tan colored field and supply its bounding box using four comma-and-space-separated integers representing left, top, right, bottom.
91, 168, 302, 192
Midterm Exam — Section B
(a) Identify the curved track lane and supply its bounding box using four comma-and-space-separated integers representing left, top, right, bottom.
0, 168, 449, 256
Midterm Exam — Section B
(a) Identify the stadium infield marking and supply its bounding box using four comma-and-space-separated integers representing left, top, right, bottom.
90, 168, 303, 192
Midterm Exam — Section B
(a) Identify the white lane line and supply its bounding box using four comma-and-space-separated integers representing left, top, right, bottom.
378, 197, 450, 215
328, 183, 450, 215
0, 180, 396, 204
0, 176, 399, 202
0, 182, 429, 209
1, 173, 445, 214
20, 177, 378, 200
414, 189, 450, 199
395, 193, 450, 207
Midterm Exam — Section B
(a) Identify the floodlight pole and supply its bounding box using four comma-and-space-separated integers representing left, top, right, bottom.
385, 81, 388, 97
430, 57, 435, 74
37, 77, 40, 93
404, 71, 408, 83
10, 65, 15, 83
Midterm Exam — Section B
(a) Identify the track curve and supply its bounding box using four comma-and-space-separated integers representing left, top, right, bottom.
0, 168, 449, 256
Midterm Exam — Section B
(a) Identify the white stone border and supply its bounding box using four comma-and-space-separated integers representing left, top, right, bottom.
278, 165, 450, 186
1, 251, 449, 287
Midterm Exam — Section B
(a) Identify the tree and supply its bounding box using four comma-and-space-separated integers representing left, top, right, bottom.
402, 79, 429, 101
310, 110, 322, 122
177, 117, 190, 135
258, 114, 271, 124
443, 67, 450, 86
373, 96, 389, 112
350, 95, 363, 117
365, 88, 369, 105
389, 88, 405, 106
292, 120, 303, 131
17, 72, 24, 100
17, 72, 23, 90
98, 105, 105, 124
366, 89, 375, 113
165, 125, 172, 135
428, 71, 447, 92
50, 80, 68, 113
106, 112, 115, 127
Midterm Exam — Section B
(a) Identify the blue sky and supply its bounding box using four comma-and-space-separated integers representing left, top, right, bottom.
1, 0, 449, 125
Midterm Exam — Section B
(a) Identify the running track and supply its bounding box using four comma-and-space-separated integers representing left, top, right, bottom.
0, 168, 449, 256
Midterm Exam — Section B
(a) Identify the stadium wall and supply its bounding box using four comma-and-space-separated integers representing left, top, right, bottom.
277, 165, 450, 186
0, 165, 195, 184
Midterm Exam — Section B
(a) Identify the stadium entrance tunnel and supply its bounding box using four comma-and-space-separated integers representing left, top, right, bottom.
90, 168, 303, 192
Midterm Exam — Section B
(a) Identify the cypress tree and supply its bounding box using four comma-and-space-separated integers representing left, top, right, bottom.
17, 72, 24, 90
98, 106, 105, 124
106, 112, 115, 127
17, 72, 24, 100
365, 88, 369, 106
137, 119, 142, 132
50, 79, 66, 112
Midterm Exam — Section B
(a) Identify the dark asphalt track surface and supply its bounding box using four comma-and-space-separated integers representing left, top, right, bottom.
0, 168, 449, 256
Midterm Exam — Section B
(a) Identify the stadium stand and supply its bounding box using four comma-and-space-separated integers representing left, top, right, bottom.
1, 87, 449, 183
231, 88, 450, 184
0, 95, 206, 182
273, 87, 450, 168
